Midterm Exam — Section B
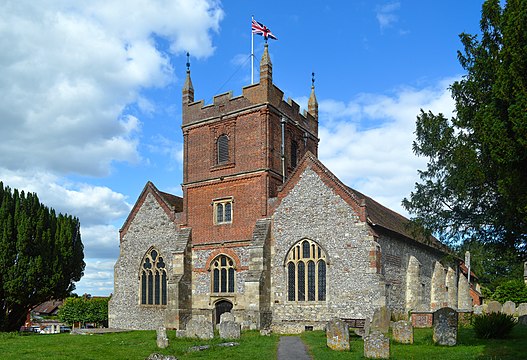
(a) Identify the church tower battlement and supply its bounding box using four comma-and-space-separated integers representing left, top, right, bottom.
180, 45, 319, 246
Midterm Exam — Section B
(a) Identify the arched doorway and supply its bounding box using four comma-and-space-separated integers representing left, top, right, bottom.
214, 300, 233, 324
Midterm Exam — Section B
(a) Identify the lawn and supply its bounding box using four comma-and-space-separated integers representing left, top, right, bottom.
0, 326, 525, 360
301, 326, 527, 360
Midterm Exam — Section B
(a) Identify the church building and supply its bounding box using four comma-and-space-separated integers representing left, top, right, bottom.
108, 45, 476, 333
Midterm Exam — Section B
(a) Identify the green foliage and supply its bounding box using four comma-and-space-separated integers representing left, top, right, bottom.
473, 312, 517, 339
456, 240, 524, 291
58, 297, 109, 327
0, 182, 85, 332
403, 0, 527, 251
491, 279, 527, 304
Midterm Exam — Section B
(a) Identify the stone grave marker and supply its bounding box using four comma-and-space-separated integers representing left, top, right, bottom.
486, 301, 501, 314
473, 305, 483, 315
363, 331, 390, 359
326, 318, 350, 351
156, 326, 169, 349
392, 320, 413, 344
219, 312, 241, 339
518, 315, 527, 326
370, 306, 391, 334
517, 303, 527, 317
501, 301, 516, 316
185, 315, 214, 339
433, 307, 458, 346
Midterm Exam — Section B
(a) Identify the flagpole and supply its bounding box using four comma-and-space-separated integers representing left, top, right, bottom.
251, 15, 254, 84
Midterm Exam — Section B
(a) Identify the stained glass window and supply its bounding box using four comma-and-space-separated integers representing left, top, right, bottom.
210, 255, 236, 293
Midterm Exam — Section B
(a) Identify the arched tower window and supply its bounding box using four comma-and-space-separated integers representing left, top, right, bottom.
140, 248, 167, 306
286, 239, 327, 302
210, 254, 236, 293
217, 134, 229, 164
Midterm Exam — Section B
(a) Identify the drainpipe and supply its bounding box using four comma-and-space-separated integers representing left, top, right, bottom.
281, 117, 286, 183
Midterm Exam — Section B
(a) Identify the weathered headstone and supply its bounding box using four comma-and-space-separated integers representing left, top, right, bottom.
363, 331, 390, 359
219, 320, 241, 339
326, 318, 350, 351
392, 320, 413, 344
185, 315, 214, 339
220, 312, 235, 323
145, 353, 178, 360
473, 305, 483, 315
517, 303, 527, 316
260, 328, 272, 336
433, 307, 458, 346
486, 301, 501, 314
501, 301, 516, 316
156, 327, 169, 349
518, 315, 527, 326
370, 306, 391, 334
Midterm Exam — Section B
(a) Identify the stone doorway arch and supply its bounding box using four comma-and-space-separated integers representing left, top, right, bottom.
214, 299, 233, 324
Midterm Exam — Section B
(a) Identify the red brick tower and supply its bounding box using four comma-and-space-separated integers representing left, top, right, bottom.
181, 45, 319, 245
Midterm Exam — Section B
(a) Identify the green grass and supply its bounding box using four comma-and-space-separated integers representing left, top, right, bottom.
0, 326, 525, 360
0, 330, 279, 360
301, 326, 527, 360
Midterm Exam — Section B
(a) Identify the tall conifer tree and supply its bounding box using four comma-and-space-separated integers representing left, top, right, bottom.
0, 182, 85, 331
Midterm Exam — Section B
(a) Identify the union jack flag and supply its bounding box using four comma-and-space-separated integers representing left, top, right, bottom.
251, 19, 277, 40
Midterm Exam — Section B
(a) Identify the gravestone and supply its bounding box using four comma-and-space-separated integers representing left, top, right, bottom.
518, 315, 527, 326
473, 305, 483, 315
219, 322, 240, 339
433, 307, 458, 346
145, 353, 178, 360
392, 320, 413, 344
156, 327, 169, 349
501, 301, 516, 316
326, 318, 350, 351
220, 312, 235, 323
363, 331, 390, 359
185, 315, 214, 339
517, 303, 527, 316
486, 301, 501, 314
370, 306, 391, 334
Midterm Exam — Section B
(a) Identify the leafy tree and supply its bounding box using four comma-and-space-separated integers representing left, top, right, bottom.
58, 296, 109, 328
491, 279, 527, 304
402, 0, 527, 252
457, 240, 524, 291
0, 182, 85, 331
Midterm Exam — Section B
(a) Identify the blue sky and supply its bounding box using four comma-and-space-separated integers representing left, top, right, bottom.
0, 0, 484, 295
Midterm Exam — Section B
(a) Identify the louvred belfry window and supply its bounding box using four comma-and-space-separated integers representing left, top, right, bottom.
140, 248, 167, 306
286, 239, 327, 302
217, 134, 229, 164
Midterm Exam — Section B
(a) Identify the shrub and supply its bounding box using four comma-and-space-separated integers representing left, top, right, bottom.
491, 279, 527, 304
472, 312, 517, 339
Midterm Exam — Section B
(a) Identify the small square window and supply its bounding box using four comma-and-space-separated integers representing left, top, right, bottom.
213, 198, 233, 224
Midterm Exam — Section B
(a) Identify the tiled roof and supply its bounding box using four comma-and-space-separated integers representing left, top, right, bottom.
159, 190, 183, 212
32, 300, 63, 314
347, 187, 450, 253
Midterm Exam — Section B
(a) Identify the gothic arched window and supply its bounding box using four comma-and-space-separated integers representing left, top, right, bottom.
286, 239, 327, 302
217, 134, 229, 164
140, 248, 167, 306
210, 254, 235, 293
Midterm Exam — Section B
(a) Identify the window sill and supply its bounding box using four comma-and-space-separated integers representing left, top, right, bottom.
211, 162, 235, 172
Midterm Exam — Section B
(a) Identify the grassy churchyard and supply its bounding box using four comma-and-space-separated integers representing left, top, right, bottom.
0, 326, 526, 360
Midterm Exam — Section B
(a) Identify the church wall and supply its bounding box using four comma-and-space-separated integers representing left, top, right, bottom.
186, 175, 265, 244
108, 193, 179, 330
376, 234, 445, 312
270, 166, 384, 333
189, 245, 261, 327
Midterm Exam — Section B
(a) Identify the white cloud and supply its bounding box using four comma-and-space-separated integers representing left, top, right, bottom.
376, 2, 401, 30
74, 259, 116, 296
0, 0, 223, 177
318, 78, 456, 216
0, 168, 131, 226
